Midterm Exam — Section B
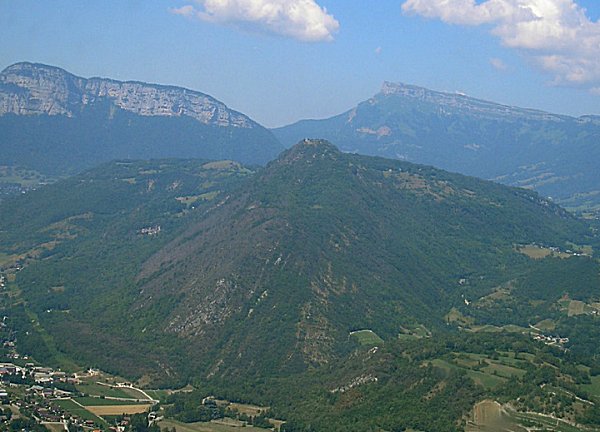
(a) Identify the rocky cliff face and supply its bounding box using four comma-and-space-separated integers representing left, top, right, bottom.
0, 62, 253, 128
0, 62, 284, 173
378, 82, 567, 122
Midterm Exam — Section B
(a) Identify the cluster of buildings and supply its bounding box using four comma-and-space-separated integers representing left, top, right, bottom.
0, 362, 78, 386
139, 225, 161, 236
0, 364, 104, 429
532, 333, 570, 346
30, 365, 78, 386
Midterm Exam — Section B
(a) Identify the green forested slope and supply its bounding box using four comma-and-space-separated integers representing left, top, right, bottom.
1, 141, 599, 430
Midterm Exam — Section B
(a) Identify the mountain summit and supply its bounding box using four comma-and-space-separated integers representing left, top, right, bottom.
378, 81, 568, 122
0, 62, 283, 174
273, 83, 600, 212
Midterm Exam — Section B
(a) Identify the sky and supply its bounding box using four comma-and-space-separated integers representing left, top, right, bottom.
0, 0, 599, 127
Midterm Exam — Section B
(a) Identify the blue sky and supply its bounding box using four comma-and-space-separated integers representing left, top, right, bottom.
1, 0, 599, 127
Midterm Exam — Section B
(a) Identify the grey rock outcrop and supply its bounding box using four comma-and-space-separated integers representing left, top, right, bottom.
0, 62, 253, 128
379, 81, 566, 122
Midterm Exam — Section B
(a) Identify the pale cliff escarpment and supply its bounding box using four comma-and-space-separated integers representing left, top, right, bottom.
0, 62, 253, 128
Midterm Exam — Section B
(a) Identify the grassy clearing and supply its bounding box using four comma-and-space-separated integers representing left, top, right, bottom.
430, 358, 504, 388
53, 399, 106, 425
76, 382, 133, 399
534, 319, 556, 331
158, 418, 267, 432
582, 376, 600, 399
431, 357, 516, 390
145, 389, 170, 402
495, 353, 530, 367
566, 242, 594, 256
517, 244, 571, 260
468, 323, 530, 335
176, 195, 202, 205
350, 329, 384, 346
226, 402, 267, 417
431, 358, 455, 372
469, 325, 503, 333
398, 325, 430, 339
74, 397, 149, 406
201, 161, 241, 170
481, 362, 526, 379
177, 191, 220, 206
518, 245, 552, 259
467, 370, 506, 389
502, 324, 528, 333
119, 387, 151, 399
23, 308, 79, 372
568, 300, 586, 316
0, 253, 18, 267
445, 308, 474, 326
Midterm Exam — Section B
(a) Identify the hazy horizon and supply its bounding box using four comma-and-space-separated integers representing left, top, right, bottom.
2, 0, 599, 127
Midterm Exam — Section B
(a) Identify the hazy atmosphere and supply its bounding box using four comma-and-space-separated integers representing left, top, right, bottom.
3, 2, 600, 432
1, 0, 599, 126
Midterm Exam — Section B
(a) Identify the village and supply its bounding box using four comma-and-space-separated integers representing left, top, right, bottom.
531, 333, 570, 347
0, 324, 160, 432
0, 359, 158, 432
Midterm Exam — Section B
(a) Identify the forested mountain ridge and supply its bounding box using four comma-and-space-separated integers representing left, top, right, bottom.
273, 82, 600, 213
1, 140, 595, 381
0, 62, 283, 174
2, 141, 600, 430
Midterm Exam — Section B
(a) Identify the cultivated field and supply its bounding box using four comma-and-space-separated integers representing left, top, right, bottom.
466, 400, 527, 432
42, 422, 66, 432
86, 404, 152, 416
53, 399, 105, 425
158, 418, 267, 432
74, 397, 150, 406
76, 381, 138, 399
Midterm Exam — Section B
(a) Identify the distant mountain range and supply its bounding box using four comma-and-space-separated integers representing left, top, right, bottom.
3, 63, 599, 214
0, 62, 283, 174
273, 82, 600, 212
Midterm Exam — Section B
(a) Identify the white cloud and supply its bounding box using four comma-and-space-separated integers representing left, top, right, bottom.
171, 0, 339, 42
402, 0, 600, 91
375, 46, 383, 55
490, 57, 508, 70
171, 5, 196, 17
